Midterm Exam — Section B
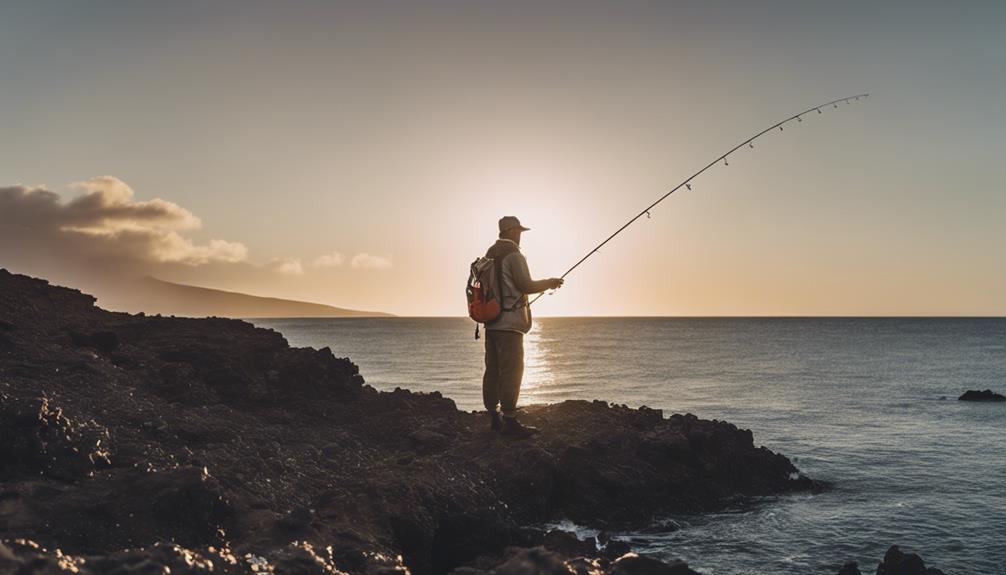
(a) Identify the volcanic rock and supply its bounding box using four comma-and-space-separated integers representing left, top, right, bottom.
0, 269, 818, 574
611, 553, 701, 575
492, 547, 574, 575
541, 530, 597, 559
958, 389, 1006, 401
875, 545, 946, 575
835, 561, 862, 575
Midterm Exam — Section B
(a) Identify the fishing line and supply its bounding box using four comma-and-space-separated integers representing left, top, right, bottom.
529, 93, 870, 305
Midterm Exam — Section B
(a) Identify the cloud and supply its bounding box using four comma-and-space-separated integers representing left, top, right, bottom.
0, 176, 394, 314
0, 177, 247, 268
312, 252, 344, 267
350, 253, 392, 269
66, 176, 202, 232
273, 258, 305, 276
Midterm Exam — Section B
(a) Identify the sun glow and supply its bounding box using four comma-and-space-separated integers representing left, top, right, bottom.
519, 322, 554, 405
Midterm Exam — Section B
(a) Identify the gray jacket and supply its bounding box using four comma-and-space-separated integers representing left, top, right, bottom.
485, 239, 552, 334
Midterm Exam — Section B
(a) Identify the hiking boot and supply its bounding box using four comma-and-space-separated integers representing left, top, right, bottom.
490, 411, 503, 431
501, 416, 538, 439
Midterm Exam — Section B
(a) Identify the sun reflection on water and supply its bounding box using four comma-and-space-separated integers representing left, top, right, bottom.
521, 322, 554, 405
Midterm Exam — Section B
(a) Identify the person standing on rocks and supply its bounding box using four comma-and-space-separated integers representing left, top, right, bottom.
483, 216, 564, 438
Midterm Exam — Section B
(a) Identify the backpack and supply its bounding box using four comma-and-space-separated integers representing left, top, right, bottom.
465, 247, 514, 339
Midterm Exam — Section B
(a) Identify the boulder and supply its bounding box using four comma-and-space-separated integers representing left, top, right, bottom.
875, 546, 945, 575
542, 530, 597, 559
493, 547, 574, 575
836, 561, 861, 575
958, 389, 1006, 401
610, 553, 701, 575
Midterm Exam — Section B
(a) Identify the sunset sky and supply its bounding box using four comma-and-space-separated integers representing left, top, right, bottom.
2, 1, 1004, 316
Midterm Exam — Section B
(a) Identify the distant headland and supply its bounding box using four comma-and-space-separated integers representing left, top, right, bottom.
98, 276, 393, 318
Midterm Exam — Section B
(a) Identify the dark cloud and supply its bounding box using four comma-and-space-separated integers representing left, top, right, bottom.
0, 177, 249, 301
0, 176, 393, 314
0, 177, 247, 269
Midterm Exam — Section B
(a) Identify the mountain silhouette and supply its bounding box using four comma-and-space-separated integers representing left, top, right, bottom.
100, 276, 392, 318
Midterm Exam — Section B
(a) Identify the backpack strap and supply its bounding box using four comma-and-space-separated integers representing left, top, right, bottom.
486, 241, 522, 313
494, 252, 508, 311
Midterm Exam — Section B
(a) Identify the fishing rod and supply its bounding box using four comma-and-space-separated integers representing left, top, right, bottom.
529, 93, 870, 305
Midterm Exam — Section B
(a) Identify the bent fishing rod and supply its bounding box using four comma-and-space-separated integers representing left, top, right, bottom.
530, 92, 870, 305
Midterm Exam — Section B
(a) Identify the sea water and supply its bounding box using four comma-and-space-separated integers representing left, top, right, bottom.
250, 317, 1006, 575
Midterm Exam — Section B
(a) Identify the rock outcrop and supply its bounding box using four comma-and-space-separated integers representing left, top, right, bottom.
958, 389, 1005, 401
874, 545, 946, 575
832, 546, 947, 575
0, 269, 905, 575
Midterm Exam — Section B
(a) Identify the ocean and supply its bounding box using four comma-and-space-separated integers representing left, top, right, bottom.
249, 317, 1006, 575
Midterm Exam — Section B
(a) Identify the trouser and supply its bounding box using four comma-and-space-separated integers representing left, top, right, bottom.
483, 330, 524, 416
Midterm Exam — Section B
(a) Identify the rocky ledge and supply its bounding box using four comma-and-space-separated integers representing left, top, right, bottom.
0, 270, 941, 574
958, 389, 1005, 402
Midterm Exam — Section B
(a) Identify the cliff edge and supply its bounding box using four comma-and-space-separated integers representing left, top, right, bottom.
0, 269, 820, 574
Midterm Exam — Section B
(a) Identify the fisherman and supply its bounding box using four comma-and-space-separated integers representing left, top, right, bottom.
483, 216, 564, 438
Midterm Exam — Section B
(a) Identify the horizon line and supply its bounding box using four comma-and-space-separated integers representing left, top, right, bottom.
250, 314, 1006, 320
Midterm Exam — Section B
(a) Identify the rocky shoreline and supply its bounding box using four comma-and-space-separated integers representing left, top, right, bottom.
0, 270, 945, 574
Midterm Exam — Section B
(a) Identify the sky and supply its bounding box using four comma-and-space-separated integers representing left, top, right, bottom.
1, 1, 1004, 316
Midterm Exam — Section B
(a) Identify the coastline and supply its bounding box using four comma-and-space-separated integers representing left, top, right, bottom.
0, 270, 946, 574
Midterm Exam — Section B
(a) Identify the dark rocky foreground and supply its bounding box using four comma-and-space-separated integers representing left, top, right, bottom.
958, 389, 1005, 402
0, 270, 944, 574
